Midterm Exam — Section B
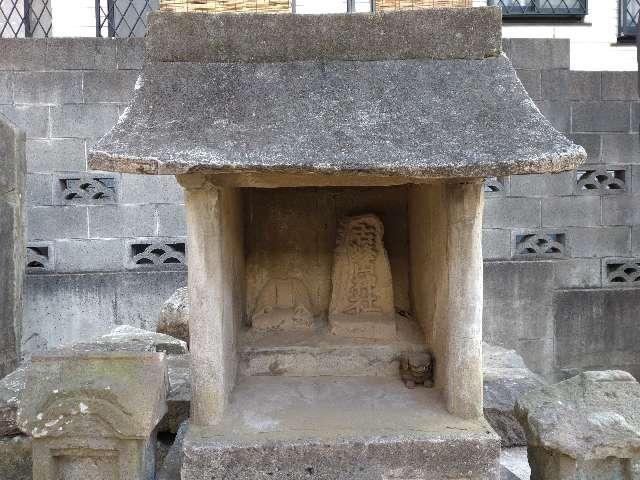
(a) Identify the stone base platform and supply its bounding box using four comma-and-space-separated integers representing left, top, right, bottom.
239, 314, 428, 377
181, 377, 501, 480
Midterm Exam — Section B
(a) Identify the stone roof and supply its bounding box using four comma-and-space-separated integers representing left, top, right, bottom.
88, 8, 586, 181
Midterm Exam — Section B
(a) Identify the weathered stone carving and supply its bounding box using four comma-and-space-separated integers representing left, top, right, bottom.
18, 351, 168, 480
158, 287, 189, 344
515, 370, 640, 480
399, 351, 433, 389
329, 214, 395, 340
252, 277, 313, 331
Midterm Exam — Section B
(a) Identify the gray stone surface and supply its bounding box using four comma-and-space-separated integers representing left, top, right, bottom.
484, 197, 541, 229
555, 289, 640, 379
572, 101, 631, 132
181, 376, 500, 480
567, 226, 630, 257
145, 8, 502, 64
542, 196, 601, 227
18, 351, 168, 480
483, 261, 555, 375
0, 115, 25, 377
0, 363, 27, 436
157, 287, 189, 344
13, 71, 83, 105
569, 71, 602, 100
601, 133, 640, 164
95, 325, 187, 354
50, 104, 120, 138
483, 343, 545, 447
23, 271, 186, 357
90, 55, 584, 178
27, 205, 88, 240
515, 371, 640, 478
0, 436, 31, 480
157, 421, 187, 480
503, 38, 570, 70
26, 138, 86, 173
0, 105, 48, 137
88, 203, 156, 238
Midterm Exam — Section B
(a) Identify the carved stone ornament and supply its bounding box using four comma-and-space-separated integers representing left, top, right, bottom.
328, 214, 395, 340
251, 277, 314, 331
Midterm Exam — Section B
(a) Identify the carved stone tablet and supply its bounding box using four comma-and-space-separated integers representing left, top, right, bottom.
252, 277, 314, 331
329, 214, 395, 340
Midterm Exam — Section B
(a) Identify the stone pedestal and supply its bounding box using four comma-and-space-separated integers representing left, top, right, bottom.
516, 370, 640, 480
17, 351, 168, 480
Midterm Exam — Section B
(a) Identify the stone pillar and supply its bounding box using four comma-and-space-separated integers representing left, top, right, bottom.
0, 115, 25, 377
445, 181, 484, 418
179, 175, 244, 426
408, 181, 483, 419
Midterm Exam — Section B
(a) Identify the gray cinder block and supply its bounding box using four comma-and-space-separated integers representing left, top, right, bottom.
0, 105, 49, 138
602, 71, 639, 101
542, 196, 601, 227
567, 226, 631, 257
157, 204, 186, 236
484, 197, 541, 229
569, 71, 601, 101
482, 228, 511, 260
50, 104, 120, 139
603, 194, 640, 225
13, 71, 82, 104
572, 101, 631, 133
541, 69, 569, 101
45, 38, 116, 71
27, 206, 88, 241
25, 173, 52, 206
601, 133, 640, 164
510, 172, 574, 197
554, 258, 602, 288
83, 70, 139, 103
88, 204, 156, 238
54, 238, 125, 273
120, 174, 184, 204
568, 133, 600, 163
537, 100, 571, 132
26, 138, 86, 173
0, 39, 47, 71
503, 38, 570, 70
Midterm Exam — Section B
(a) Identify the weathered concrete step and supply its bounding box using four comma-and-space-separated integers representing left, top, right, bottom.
181, 376, 500, 480
239, 314, 428, 377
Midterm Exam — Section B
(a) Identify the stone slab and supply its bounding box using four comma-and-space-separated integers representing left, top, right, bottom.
0, 436, 31, 480
89, 54, 584, 179
145, 8, 502, 64
181, 376, 500, 480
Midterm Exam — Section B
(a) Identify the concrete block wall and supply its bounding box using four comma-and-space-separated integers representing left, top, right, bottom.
0, 36, 638, 378
0, 38, 186, 358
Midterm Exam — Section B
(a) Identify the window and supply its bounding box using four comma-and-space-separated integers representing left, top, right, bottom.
488, 0, 587, 18
0, 0, 51, 37
619, 0, 639, 39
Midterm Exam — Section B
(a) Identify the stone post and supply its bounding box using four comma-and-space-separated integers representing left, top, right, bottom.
408, 181, 484, 419
0, 115, 25, 377
178, 175, 244, 426
445, 181, 484, 418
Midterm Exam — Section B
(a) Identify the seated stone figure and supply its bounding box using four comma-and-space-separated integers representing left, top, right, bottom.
251, 277, 314, 331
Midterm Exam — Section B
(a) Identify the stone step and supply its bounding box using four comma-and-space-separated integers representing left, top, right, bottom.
181, 376, 500, 480
239, 314, 428, 377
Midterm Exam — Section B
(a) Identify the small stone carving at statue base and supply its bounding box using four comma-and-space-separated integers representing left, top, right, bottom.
251, 277, 314, 332
329, 214, 396, 340
399, 351, 434, 389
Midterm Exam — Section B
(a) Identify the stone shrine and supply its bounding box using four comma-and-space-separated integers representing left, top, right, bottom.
89, 7, 585, 479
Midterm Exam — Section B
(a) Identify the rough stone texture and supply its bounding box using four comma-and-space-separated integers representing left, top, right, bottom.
145, 9, 502, 64
18, 351, 168, 480
181, 376, 500, 480
515, 370, 640, 479
159, 355, 191, 434
0, 115, 25, 377
483, 343, 545, 447
329, 214, 395, 340
157, 421, 187, 480
95, 324, 187, 354
0, 436, 32, 480
555, 289, 640, 380
89, 55, 584, 179
0, 363, 28, 436
158, 286, 189, 344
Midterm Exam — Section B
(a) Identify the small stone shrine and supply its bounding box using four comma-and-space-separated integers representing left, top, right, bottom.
515, 371, 640, 480
89, 7, 585, 479
17, 351, 168, 480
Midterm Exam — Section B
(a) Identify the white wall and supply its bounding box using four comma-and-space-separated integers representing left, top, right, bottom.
52, 0, 96, 37
474, 0, 637, 71
294, 0, 371, 13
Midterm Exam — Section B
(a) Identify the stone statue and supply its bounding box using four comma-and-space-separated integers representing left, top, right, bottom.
399, 351, 434, 389
328, 214, 395, 340
251, 277, 314, 331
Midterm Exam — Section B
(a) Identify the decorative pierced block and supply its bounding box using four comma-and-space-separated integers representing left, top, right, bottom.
26, 243, 53, 272
514, 232, 566, 258
605, 259, 640, 287
127, 239, 187, 270
576, 168, 627, 194
56, 176, 118, 204
484, 176, 507, 195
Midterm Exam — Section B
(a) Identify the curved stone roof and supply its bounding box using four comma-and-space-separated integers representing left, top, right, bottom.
88, 8, 586, 181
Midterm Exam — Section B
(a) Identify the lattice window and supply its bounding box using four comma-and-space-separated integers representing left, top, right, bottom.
96, 0, 157, 38
26, 244, 52, 272
576, 168, 626, 194
606, 259, 640, 285
484, 176, 507, 195
515, 232, 566, 258
128, 241, 187, 269
1, 0, 51, 38
620, 0, 639, 38
58, 176, 118, 204
488, 0, 587, 17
